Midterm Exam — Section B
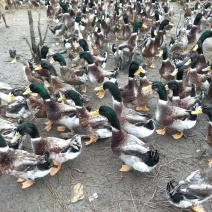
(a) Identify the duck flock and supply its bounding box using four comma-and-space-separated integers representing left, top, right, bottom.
0, 0, 212, 211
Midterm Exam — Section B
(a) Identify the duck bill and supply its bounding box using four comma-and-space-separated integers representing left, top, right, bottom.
89, 110, 100, 116
165, 85, 169, 91
94, 85, 104, 91
35, 64, 42, 71
154, 30, 157, 36
157, 50, 163, 57
11, 132, 21, 143
202, 66, 211, 72
191, 107, 203, 115
171, 69, 178, 76
184, 59, 191, 66
168, 22, 174, 27
7, 93, 15, 103
142, 24, 148, 29
49, 58, 55, 64
142, 84, 152, 91
193, 44, 198, 51
87, 35, 91, 41
94, 26, 99, 32
134, 66, 146, 76
73, 55, 80, 61
58, 95, 66, 102
48, 49, 55, 56
23, 88, 32, 95
55, 4, 60, 9
11, 57, 17, 64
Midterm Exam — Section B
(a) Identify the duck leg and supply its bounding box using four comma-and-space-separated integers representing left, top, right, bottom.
119, 165, 132, 172
137, 102, 150, 111
2, 14, 9, 28
57, 125, 67, 132
85, 134, 98, 145
17, 178, 25, 183
22, 180, 35, 189
156, 127, 167, 135
136, 100, 143, 111
50, 161, 62, 176
143, 58, 147, 65
172, 131, 184, 139
150, 58, 156, 69
45, 120, 53, 131
191, 205, 206, 212
81, 84, 87, 93
97, 90, 106, 99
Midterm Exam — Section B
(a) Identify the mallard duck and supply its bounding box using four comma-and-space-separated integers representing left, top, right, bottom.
100, 13, 111, 37
23, 82, 79, 132
145, 0, 157, 18
120, 13, 132, 41
166, 81, 203, 109
58, 90, 112, 145
143, 81, 197, 139
34, 45, 57, 77
155, 19, 173, 48
187, 13, 203, 44
142, 25, 158, 68
118, 21, 147, 63
184, 0, 192, 18
166, 164, 212, 212
94, 81, 155, 138
170, 28, 188, 53
90, 105, 159, 172
0, 134, 53, 189
74, 51, 118, 89
52, 53, 87, 93
192, 30, 212, 74
116, 61, 141, 107
158, 45, 178, 81
185, 55, 209, 92
1, 96, 32, 120
0, 87, 24, 103
11, 122, 82, 176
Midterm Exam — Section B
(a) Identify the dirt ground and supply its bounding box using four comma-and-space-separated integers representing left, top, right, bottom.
0, 2, 212, 212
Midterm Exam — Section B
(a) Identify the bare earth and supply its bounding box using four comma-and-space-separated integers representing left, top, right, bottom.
0, 2, 212, 212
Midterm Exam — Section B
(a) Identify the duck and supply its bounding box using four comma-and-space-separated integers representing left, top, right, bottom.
166, 81, 203, 109
192, 105, 212, 147
142, 25, 158, 68
117, 61, 142, 107
51, 53, 88, 93
187, 13, 203, 44
143, 81, 197, 139
120, 13, 132, 41
158, 45, 178, 81
183, 0, 192, 18
166, 164, 212, 212
90, 105, 159, 172
58, 90, 112, 145
192, 30, 212, 74
74, 51, 118, 92
170, 28, 188, 53
0, 134, 53, 189
94, 81, 155, 138
145, 0, 157, 18
11, 122, 82, 176
170, 62, 192, 99
100, 13, 111, 38
118, 21, 147, 63
0, 95, 32, 121
134, 65, 153, 111
155, 19, 173, 48
23, 82, 79, 132
185, 55, 209, 92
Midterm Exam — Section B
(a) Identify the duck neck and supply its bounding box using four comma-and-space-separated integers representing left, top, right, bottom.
162, 51, 169, 60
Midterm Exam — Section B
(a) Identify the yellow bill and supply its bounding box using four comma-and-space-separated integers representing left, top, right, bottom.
94, 85, 104, 91
191, 107, 203, 115
193, 44, 198, 51
202, 66, 211, 72
142, 84, 152, 91
134, 66, 146, 76
23, 88, 32, 95
35, 64, 42, 71
58, 95, 66, 102
169, 22, 174, 27
11, 57, 17, 64
89, 110, 100, 116
154, 30, 157, 36
165, 85, 169, 90
171, 68, 178, 76
73, 55, 80, 61
157, 50, 163, 57
184, 59, 191, 66
11, 131, 21, 143
142, 24, 148, 29
7, 93, 15, 103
